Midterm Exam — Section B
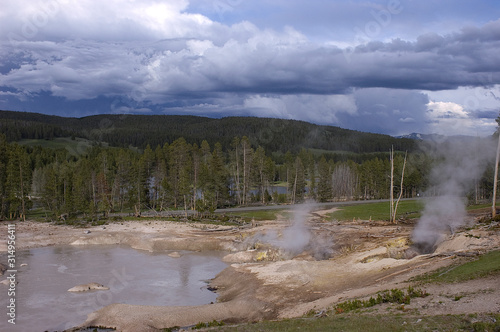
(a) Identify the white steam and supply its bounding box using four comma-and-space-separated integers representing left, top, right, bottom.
412, 137, 496, 253
273, 203, 312, 255
249, 201, 333, 259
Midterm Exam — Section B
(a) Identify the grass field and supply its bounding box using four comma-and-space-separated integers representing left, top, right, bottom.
328, 199, 424, 221
413, 250, 500, 284
207, 313, 500, 332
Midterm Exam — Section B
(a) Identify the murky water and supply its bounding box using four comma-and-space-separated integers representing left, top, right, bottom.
0, 245, 227, 331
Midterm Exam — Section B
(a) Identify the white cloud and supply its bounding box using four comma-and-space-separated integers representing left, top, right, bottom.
424, 85, 500, 111
1, 0, 219, 42
427, 101, 468, 119
426, 101, 496, 136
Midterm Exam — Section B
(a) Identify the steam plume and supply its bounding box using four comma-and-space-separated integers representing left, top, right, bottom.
412, 137, 496, 253
274, 202, 312, 256
249, 201, 333, 259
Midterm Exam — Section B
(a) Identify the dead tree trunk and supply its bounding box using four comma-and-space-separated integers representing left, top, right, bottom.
493, 134, 500, 217
390, 146, 394, 222
390, 148, 407, 224
393, 151, 407, 223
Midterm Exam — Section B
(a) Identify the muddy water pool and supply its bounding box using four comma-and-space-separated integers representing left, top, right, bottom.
0, 245, 227, 331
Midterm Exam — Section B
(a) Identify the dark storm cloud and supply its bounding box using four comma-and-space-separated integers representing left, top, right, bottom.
2, 20, 500, 102
0, 0, 499, 136
333, 88, 430, 135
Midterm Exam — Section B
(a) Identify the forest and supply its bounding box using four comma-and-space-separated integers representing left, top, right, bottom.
0, 111, 494, 221
0, 110, 415, 156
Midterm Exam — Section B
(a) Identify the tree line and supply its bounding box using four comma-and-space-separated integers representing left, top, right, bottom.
0, 132, 495, 221
0, 132, 417, 221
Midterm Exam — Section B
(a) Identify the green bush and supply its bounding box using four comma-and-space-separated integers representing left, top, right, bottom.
333, 286, 428, 314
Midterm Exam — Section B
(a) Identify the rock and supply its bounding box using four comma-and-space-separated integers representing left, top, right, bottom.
68, 282, 109, 292
222, 251, 256, 263
168, 251, 181, 258
84, 230, 91, 234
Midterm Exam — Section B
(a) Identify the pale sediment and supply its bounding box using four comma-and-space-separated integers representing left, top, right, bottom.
1, 211, 499, 332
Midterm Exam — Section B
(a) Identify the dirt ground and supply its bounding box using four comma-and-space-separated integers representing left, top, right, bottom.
1, 206, 499, 332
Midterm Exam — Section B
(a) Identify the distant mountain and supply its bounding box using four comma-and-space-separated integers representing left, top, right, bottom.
396, 133, 446, 141
397, 132, 480, 143
0, 110, 416, 155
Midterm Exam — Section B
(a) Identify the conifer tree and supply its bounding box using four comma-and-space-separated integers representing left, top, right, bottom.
317, 156, 332, 202
5, 144, 31, 220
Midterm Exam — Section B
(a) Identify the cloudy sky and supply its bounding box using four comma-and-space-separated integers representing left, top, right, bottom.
1, 0, 500, 136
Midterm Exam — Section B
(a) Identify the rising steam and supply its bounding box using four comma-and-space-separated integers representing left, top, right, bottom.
249, 201, 333, 259
273, 203, 312, 256
412, 137, 496, 253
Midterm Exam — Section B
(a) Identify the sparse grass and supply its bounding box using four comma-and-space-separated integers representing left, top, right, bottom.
413, 250, 500, 284
24, 211, 244, 227
225, 209, 286, 221
466, 201, 500, 211
210, 314, 500, 331
25, 207, 50, 220
332, 286, 429, 315
328, 200, 423, 221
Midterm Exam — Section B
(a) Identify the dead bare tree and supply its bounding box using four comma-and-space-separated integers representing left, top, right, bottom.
492, 132, 500, 217
393, 151, 407, 223
390, 146, 394, 221
390, 147, 407, 223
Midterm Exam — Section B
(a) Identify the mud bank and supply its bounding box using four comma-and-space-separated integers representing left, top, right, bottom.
0, 220, 238, 253
1, 209, 499, 332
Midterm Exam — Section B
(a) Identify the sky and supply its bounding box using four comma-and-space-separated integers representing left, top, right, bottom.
1, 0, 500, 137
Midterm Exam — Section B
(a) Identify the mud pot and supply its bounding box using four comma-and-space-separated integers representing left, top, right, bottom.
0, 245, 226, 331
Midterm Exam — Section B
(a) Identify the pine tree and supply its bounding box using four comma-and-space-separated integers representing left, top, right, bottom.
5, 144, 31, 220
253, 146, 267, 203
168, 138, 192, 214
209, 142, 229, 209
0, 134, 10, 219
317, 156, 332, 202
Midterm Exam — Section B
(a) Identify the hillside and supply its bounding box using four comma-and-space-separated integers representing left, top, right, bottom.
0, 110, 415, 154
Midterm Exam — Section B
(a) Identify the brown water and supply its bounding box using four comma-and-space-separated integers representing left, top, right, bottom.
0, 245, 227, 331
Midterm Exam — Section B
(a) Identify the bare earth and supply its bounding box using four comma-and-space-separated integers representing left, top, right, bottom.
1, 207, 499, 332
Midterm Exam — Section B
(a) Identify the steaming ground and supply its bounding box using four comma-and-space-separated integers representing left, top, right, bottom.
412, 137, 497, 253
1, 204, 499, 331
241, 202, 334, 260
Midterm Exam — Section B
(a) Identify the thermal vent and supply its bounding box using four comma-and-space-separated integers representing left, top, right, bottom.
411, 138, 496, 257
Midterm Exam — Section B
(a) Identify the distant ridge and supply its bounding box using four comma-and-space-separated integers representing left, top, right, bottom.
396, 133, 446, 141
0, 109, 416, 154
396, 132, 480, 142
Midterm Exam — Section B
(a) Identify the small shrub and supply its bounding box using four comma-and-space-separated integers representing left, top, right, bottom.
162, 326, 180, 332
333, 286, 428, 314
472, 321, 488, 332
192, 320, 224, 329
